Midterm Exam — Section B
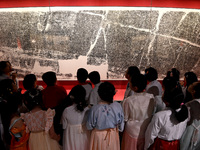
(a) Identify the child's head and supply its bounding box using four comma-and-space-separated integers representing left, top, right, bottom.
163, 87, 187, 122
77, 68, 88, 83
125, 66, 140, 80
0, 61, 12, 75
184, 72, 198, 88
98, 82, 115, 103
145, 67, 158, 82
23, 74, 37, 90
68, 85, 87, 111
130, 74, 147, 92
188, 82, 200, 99
162, 76, 177, 91
163, 87, 184, 110
88, 71, 100, 84
42, 71, 57, 86
23, 89, 43, 110
169, 68, 180, 82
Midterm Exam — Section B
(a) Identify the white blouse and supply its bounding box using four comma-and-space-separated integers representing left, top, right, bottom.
145, 80, 163, 96
144, 108, 188, 150
82, 84, 92, 101
122, 92, 155, 138
89, 82, 102, 105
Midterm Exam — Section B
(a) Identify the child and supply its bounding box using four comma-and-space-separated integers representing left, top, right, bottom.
180, 82, 200, 150
9, 101, 29, 150
42, 71, 67, 109
21, 74, 44, 113
87, 82, 124, 150
23, 74, 44, 93
145, 83, 188, 150
77, 68, 92, 102
123, 66, 140, 100
21, 89, 60, 150
42, 71, 67, 140
88, 71, 102, 105
0, 79, 29, 150
61, 85, 90, 150
182, 72, 198, 103
121, 74, 155, 150
145, 67, 162, 97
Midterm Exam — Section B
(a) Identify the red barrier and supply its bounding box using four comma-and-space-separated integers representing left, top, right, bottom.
0, 0, 200, 9
19, 80, 128, 101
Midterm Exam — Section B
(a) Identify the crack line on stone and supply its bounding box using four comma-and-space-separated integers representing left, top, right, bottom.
191, 57, 200, 71
111, 22, 150, 32
102, 28, 108, 61
146, 11, 165, 65
176, 12, 188, 29
158, 34, 200, 48
80, 11, 104, 17
86, 11, 108, 56
172, 46, 184, 68
138, 51, 145, 68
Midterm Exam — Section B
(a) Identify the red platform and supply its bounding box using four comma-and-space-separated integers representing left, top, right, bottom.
19, 80, 128, 101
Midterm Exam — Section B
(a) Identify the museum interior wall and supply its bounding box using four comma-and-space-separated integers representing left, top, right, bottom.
0, 0, 200, 100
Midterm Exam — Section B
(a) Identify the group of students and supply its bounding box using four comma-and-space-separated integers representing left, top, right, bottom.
0, 60, 200, 150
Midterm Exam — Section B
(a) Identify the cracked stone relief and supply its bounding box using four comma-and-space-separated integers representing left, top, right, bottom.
0, 7, 199, 80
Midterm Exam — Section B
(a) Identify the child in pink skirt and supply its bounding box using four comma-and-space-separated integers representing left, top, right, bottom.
87, 82, 124, 150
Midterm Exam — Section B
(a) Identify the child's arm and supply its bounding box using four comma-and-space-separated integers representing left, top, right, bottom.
49, 124, 60, 141
86, 108, 96, 130
144, 113, 161, 150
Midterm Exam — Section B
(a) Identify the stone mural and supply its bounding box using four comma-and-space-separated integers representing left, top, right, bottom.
0, 7, 199, 79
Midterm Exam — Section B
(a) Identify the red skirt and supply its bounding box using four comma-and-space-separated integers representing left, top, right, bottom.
148, 138, 180, 150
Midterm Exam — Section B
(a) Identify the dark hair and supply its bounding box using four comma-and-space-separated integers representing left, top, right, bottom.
23, 74, 37, 90
98, 82, 115, 103
191, 82, 200, 99
162, 77, 177, 91
42, 71, 56, 86
184, 72, 198, 88
0, 79, 15, 100
145, 67, 158, 81
131, 74, 147, 92
171, 68, 180, 82
0, 61, 8, 75
127, 66, 140, 78
23, 89, 43, 111
77, 68, 88, 83
0, 79, 22, 146
88, 71, 100, 84
68, 85, 87, 112
163, 88, 188, 122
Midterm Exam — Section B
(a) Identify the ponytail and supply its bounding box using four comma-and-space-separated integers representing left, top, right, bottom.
68, 85, 87, 112
76, 101, 87, 112
163, 86, 188, 122
23, 89, 43, 110
174, 105, 188, 122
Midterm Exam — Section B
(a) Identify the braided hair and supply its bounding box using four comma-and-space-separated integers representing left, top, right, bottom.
23, 89, 43, 111
68, 85, 87, 112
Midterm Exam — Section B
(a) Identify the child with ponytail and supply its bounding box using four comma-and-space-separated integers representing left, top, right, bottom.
180, 82, 200, 150
144, 77, 188, 150
61, 85, 90, 150
21, 89, 60, 150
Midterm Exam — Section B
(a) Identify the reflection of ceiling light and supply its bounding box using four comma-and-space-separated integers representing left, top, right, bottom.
32, 39, 36, 43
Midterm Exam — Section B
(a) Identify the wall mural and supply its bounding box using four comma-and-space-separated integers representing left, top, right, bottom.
0, 7, 200, 80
